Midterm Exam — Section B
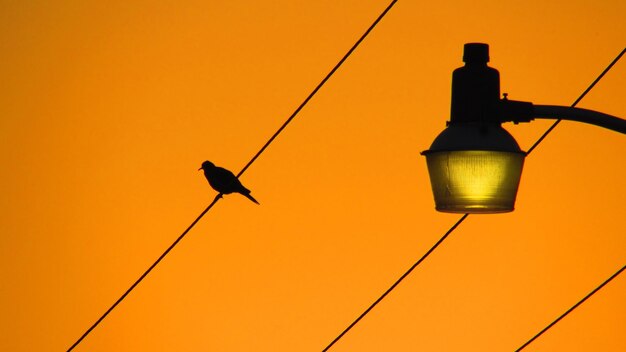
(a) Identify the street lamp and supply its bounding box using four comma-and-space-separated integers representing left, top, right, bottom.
422, 43, 626, 214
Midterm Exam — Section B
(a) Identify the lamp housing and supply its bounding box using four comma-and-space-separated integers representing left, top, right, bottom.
422, 123, 525, 213
422, 43, 526, 213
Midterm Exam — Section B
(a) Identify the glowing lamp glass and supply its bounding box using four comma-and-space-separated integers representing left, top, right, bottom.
424, 150, 524, 213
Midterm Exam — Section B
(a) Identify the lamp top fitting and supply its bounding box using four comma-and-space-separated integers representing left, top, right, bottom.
463, 43, 489, 64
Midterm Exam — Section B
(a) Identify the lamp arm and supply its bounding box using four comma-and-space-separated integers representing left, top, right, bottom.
532, 105, 626, 134
495, 99, 626, 134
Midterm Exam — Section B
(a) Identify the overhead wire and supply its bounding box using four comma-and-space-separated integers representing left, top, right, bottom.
514, 47, 626, 350
322, 47, 626, 350
236, 0, 399, 178
66, 1, 398, 351
66, 195, 221, 352
322, 214, 469, 352
511, 46, 625, 351
526, 47, 625, 155
516, 264, 626, 351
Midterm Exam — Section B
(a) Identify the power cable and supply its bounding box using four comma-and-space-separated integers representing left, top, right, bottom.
516, 264, 626, 351
66, 195, 221, 352
236, 0, 399, 178
526, 47, 625, 155
322, 214, 469, 352
322, 47, 625, 350
513, 47, 626, 350
66, 2, 397, 350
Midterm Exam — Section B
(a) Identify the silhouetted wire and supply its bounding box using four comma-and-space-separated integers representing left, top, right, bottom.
236, 0, 399, 178
67, 2, 398, 351
515, 264, 626, 351
66, 195, 221, 352
513, 47, 626, 351
322, 48, 625, 351
526, 47, 625, 155
322, 214, 468, 352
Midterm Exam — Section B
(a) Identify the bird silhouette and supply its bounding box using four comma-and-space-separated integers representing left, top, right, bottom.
199, 161, 259, 204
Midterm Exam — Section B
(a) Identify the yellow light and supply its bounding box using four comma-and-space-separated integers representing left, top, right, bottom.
425, 150, 525, 213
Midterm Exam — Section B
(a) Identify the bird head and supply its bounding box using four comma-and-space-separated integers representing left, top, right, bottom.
198, 160, 215, 171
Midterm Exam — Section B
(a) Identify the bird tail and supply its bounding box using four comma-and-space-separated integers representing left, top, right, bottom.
242, 191, 260, 205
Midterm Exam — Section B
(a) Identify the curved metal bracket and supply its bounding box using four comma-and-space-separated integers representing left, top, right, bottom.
532, 105, 626, 134
494, 99, 626, 135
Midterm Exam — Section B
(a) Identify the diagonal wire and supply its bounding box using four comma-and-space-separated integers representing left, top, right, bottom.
322, 214, 468, 352
516, 264, 626, 351
236, 0, 399, 178
526, 47, 625, 155
514, 46, 626, 351
66, 195, 221, 352
66, 2, 398, 351
322, 47, 625, 351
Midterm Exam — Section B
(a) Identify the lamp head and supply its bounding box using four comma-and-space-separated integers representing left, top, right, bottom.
422, 43, 526, 213
422, 123, 525, 213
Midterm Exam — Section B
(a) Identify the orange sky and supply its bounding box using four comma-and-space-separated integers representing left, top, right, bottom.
1, 1, 625, 351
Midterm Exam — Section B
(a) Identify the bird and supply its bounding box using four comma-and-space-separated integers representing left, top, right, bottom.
199, 160, 259, 204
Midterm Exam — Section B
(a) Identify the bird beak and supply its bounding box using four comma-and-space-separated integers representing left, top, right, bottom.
198, 167, 202, 171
